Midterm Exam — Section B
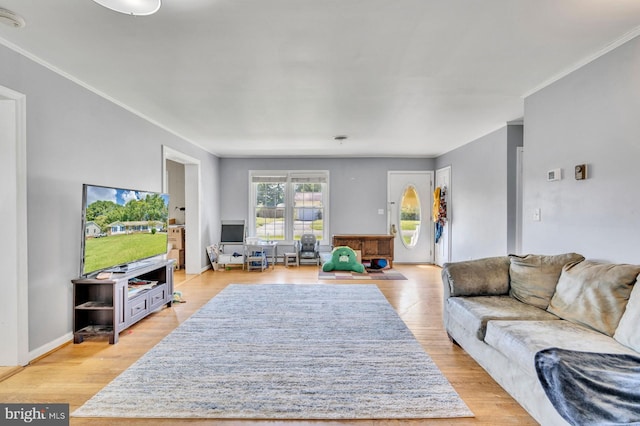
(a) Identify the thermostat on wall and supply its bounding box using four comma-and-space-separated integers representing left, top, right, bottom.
547, 168, 562, 181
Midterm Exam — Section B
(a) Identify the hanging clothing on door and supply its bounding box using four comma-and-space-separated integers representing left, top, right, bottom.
432, 186, 441, 223
434, 186, 447, 243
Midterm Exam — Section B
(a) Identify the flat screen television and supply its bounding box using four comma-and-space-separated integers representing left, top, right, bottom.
80, 184, 170, 277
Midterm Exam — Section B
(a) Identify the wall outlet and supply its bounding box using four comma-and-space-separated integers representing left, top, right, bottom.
533, 208, 541, 221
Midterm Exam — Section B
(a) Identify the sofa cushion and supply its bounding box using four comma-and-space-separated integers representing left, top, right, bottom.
485, 320, 639, 379
441, 256, 510, 297
547, 261, 640, 336
446, 296, 559, 340
508, 253, 584, 309
614, 276, 640, 352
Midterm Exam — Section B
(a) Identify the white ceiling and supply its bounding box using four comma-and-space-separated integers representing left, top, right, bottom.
1, 1, 640, 158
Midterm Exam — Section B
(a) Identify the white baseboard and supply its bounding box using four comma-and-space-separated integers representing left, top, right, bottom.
29, 332, 73, 362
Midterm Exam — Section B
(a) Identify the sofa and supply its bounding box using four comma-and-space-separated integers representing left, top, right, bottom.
441, 253, 640, 426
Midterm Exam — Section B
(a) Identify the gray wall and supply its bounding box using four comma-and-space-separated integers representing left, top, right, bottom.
435, 124, 523, 261
0, 44, 220, 354
522, 36, 640, 263
219, 157, 434, 243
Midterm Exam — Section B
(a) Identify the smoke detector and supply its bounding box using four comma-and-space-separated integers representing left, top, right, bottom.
0, 8, 25, 28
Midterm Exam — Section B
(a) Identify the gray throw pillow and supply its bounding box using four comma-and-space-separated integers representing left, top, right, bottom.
547, 261, 640, 336
614, 277, 640, 352
509, 253, 585, 309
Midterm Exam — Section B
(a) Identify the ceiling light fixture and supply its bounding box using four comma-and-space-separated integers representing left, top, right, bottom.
92, 0, 161, 16
0, 8, 26, 28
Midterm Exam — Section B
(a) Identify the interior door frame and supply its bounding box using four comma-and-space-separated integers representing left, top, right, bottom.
515, 147, 523, 254
162, 146, 202, 274
0, 85, 29, 366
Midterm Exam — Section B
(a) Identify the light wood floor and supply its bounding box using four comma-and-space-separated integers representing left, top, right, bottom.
0, 264, 538, 425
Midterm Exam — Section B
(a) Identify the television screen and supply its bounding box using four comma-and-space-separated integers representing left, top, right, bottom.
80, 184, 170, 276
220, 221, 245, 244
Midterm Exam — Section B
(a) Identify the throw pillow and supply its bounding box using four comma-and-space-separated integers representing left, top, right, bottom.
322, 246, 365, 273
614, 277, 640, 352
547, 261, 640, 336
509, 253, 585, 309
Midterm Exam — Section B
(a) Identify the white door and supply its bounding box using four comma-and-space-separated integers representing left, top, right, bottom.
0, 90, 29, 366
388, 171, 433, 263
434, 166, 451, 266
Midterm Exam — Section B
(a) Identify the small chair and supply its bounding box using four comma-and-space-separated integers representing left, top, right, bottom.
298, 234, 320, 266
245, 247, 267, 272
283, 243, 299, 267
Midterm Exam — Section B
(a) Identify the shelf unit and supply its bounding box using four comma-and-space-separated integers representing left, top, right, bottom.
72, 259, 175, 344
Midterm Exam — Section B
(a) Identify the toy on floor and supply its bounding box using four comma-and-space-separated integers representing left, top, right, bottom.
173, 290, 186, 303
322, 246, 365, 273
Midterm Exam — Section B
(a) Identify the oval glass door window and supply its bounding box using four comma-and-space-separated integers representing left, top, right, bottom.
399, 185, 421, 248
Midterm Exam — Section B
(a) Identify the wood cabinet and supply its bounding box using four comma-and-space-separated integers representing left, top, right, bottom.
72, 259, 175, 344
331, 234, 395, 268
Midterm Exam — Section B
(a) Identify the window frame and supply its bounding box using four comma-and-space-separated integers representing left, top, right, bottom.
249, 170, 330, 242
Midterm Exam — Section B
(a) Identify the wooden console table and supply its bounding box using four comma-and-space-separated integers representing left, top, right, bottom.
332, 234, 394, 268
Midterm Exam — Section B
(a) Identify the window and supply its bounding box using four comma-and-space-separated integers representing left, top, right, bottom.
250, 171, 329, 242
399, 184, 421, 248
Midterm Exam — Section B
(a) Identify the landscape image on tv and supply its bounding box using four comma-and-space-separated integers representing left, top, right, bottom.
81, 184, 170, 276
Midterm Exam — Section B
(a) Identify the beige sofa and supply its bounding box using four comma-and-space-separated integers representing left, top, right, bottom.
441, 254, 640, 425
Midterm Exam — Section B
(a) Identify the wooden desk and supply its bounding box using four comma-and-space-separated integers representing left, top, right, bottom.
332, 234, 394, 268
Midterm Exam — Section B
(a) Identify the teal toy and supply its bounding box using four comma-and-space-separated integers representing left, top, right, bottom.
322, 246, 365, 273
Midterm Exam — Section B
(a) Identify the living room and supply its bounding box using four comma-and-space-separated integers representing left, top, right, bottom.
1, 1, 640, 424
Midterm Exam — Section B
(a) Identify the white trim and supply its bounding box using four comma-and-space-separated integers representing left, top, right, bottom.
435, 166, 452, 266
0, 86, 29, 366
0, 36, 215, 157
515, 147, 524, 254
162, 146, 202, 274
28, 333, 73, 362
248, 170, 330, 242
523, 25, 640, 98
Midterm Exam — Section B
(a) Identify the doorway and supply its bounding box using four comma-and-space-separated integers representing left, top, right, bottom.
387, 171, 434, 263
162, 146, 202, 274
434, 166, 451, 266
0, 87, 29, 366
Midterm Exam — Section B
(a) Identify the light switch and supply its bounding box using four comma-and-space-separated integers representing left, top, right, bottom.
377, 209, 385, 215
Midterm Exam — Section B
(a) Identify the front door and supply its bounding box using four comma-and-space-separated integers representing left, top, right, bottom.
387, 171, 433, 263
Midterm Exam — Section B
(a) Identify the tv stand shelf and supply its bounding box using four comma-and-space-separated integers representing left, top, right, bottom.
72, 259, 175, 344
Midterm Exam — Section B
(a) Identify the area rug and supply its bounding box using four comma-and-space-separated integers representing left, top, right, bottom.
73, 284, 472, 420
319, 269, 407, 280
